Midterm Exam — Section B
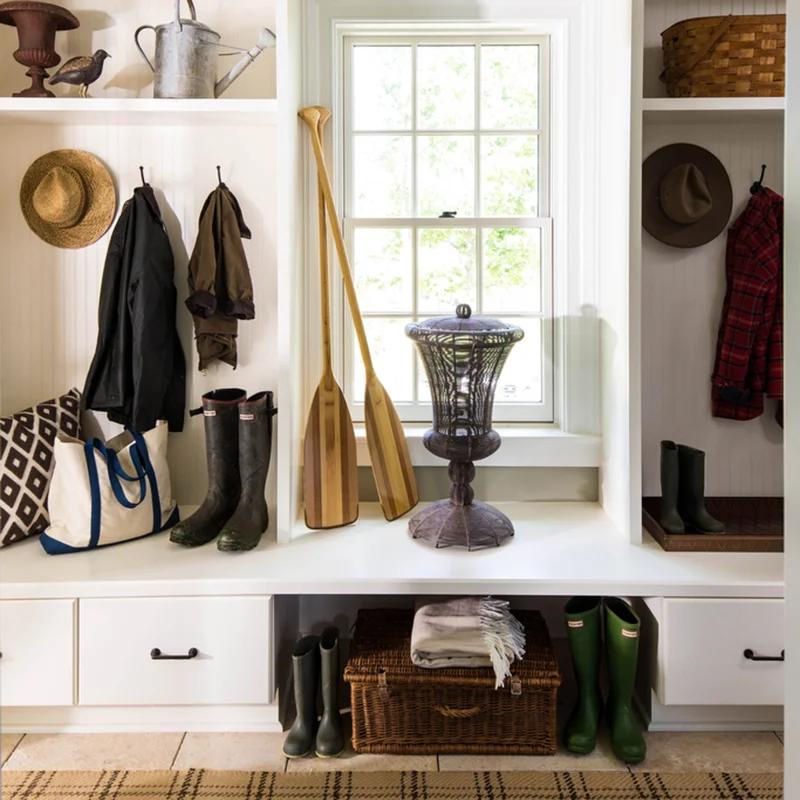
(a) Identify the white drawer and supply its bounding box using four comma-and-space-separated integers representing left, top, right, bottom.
659, 598, 784, 706
0, 599, 75, 706
78, 596, 273, 706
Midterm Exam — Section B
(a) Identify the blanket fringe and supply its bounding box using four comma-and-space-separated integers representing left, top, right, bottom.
478, 597, 526, 688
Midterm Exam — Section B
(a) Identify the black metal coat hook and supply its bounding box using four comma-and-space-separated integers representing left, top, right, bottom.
216, 165, 224, 186
139, 166, 147, 186
750, 164, 767, 194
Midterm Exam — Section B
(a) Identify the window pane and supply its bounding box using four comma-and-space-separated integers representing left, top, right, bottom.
354, 135, 412, 217
417, 46, 475, 130
354, 229, 413, 313
352, 46, 412, 131
352, 318, 414, 402
418, 228, 477, 313
481, 45, 539, 129
482, 228, 542, 314
418, 136, 475, 217
496, 318, 543, 403
481, 135, 538, 216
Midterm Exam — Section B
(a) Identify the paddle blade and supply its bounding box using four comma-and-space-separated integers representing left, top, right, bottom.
303, 378, 359, 529
364, 376, 419, 521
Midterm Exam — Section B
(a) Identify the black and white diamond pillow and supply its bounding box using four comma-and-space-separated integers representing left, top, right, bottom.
0, 389, 81, 548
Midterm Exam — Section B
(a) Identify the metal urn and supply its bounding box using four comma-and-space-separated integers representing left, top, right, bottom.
0, 1, 79, 98
405, 304, 524, 550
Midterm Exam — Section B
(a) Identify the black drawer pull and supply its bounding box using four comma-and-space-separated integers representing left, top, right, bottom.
150, 647, 199, 660
743, 648, 784, 662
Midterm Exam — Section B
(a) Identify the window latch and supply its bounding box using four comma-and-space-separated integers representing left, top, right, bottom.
439, 211, 457, 218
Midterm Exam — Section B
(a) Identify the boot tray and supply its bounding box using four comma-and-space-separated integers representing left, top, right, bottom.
642, 496, 783, 552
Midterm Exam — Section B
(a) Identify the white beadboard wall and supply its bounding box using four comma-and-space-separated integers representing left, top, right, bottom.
0, 122, 278, 508
643, 0, 786, 98
641, 0, 786, 497
641, 122, 784, 497
0, 0, 276, 100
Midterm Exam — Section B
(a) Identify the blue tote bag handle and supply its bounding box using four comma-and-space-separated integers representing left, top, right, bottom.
83, 431, 162, 549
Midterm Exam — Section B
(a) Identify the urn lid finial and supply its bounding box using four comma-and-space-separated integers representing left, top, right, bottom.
405, 305, 524, 342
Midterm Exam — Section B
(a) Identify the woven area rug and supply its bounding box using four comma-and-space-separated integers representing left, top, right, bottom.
0, 770, 782, 799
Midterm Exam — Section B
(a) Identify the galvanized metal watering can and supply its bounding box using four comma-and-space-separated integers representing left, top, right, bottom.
134, 0, 276, 99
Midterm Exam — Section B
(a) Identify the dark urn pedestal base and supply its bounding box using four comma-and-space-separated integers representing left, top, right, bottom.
408, 459, 514, 551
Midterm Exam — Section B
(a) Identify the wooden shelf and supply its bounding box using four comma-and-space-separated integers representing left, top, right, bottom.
642, 97, 784, 125
0, 98, 278, 126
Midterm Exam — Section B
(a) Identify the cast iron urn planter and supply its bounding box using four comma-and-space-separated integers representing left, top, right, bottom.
0, 2, 79, 98
405, 304, 524, 550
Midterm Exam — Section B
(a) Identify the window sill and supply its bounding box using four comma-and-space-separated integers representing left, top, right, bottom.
354, 425, 602, 468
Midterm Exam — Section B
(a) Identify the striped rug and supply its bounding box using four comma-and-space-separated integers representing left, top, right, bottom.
0, 769, 782, 799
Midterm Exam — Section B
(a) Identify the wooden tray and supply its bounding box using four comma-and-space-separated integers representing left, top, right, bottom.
642, 497, 783, 552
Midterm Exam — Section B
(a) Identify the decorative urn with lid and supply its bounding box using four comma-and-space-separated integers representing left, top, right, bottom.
405, 304, 524, 550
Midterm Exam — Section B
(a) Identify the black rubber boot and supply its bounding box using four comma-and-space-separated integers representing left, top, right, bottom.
170, 389, 246, 547
563, 597, 603, 754
283, 635, 321, 758
605, 598, 646, 764
677, 445, 725, 534
218, 392, 277, 552
659, 441, 685, 534
315, 626, 345, 758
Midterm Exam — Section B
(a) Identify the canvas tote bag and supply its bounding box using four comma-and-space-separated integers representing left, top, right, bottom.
40, 421, 179, 554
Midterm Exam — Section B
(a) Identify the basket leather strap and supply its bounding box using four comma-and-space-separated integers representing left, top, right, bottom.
433, 705, 487, 718
660, 14, 735, 84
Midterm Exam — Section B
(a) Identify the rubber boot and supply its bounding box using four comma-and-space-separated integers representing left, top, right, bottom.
169, 389, 245, 547
316, 626, 345, 758
563, 597, 603, 754
659, 441, 684, 534
283, 635, 321, 758
604, 598, 646, 764
677, 445, 725, 534
218, 391, 278, 552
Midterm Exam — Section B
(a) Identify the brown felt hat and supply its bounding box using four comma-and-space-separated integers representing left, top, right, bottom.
642, 143, 733, 248
20, 150, 116, 249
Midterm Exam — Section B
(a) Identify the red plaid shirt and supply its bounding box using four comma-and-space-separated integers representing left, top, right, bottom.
712, 187, 783, 421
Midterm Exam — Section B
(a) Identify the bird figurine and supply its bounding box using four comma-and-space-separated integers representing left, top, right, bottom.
49, 50, 111, 98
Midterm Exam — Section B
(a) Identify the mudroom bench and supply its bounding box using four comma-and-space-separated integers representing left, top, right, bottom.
0, 502, 784, 735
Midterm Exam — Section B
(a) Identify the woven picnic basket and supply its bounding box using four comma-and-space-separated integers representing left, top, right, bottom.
344, 608, 562, 755
660, 14, 785, 97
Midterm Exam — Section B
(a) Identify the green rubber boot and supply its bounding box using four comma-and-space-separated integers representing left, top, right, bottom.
563, 597, 603, 754
604, 598, 646, 764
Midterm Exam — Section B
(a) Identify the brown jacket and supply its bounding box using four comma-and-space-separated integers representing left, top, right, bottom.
186, 185, 255, 370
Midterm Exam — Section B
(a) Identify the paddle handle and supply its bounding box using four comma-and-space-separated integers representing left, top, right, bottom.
316, 110, 333, 379
299, 106, 375, 377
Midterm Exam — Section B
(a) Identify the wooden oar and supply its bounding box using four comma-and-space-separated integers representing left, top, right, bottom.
303, 108, 359, 529
299, 106, 418, 521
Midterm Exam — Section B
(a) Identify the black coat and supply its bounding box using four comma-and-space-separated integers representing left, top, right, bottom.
83, 185, 186, 433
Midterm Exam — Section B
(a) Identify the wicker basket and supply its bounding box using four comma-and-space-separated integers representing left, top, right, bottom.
344, 608, 562, 755
660, 14, 785, 97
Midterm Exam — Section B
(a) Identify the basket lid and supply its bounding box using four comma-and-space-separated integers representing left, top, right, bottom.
344, 608, 561, 690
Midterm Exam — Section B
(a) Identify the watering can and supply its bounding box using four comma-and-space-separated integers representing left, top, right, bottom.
135, 0, 276, 99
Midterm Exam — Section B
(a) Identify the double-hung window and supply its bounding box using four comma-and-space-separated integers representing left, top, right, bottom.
342, 34, 553, 423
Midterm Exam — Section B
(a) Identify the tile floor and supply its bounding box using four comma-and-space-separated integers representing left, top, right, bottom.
0, 728, 784, 773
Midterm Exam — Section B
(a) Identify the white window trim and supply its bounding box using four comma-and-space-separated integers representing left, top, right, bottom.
341, 33, 553, 424
302, 0, 603, 467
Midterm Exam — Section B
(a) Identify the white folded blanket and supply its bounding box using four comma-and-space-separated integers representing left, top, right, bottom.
410, 597, 526, 689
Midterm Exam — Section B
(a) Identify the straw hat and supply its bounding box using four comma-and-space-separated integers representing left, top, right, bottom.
642, 143, 733, 248
20, 150, 116, 249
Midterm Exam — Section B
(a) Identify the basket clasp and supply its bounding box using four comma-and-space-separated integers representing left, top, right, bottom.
378, 671, 391, 700
509, 675, 522, 696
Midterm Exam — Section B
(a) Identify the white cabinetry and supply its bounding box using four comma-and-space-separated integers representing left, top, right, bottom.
0, 599, 75, 706
79, 597, 274, 707
657, 599, 784, 707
